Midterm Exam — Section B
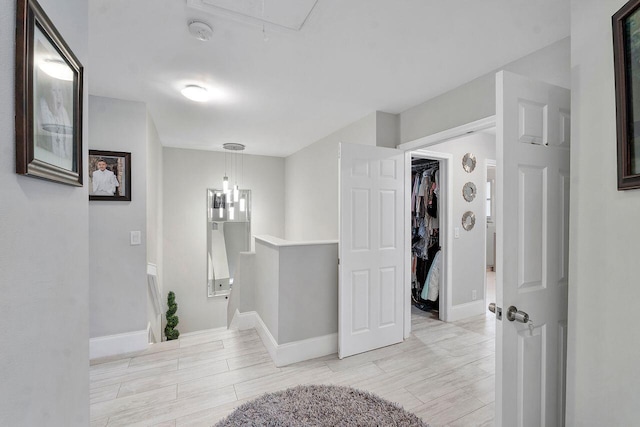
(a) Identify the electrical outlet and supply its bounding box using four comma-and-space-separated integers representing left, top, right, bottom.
472, 290, 477, 300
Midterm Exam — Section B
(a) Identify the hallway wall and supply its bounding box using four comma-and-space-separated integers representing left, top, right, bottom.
0, 0, 90, 425
147, 113, 163, 342
284, 111, 399, 241
567, 0, 640, 424
428, 132, 496, 309
400, 37, 570, 144
162, 147, 285, 333
89, 96, 148, 345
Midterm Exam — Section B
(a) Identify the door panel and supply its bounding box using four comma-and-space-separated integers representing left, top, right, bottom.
518, 165, 545, 290
339, 142, 405, 359
496, 71, 570, 426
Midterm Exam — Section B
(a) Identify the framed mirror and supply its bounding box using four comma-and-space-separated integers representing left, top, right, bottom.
462, 211, 476, 231
462, 181, 477, 202
206, 189, 251, 297
462, 153, 477, 173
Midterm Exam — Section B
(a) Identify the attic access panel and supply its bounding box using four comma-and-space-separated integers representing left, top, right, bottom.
187, 0, 318, 31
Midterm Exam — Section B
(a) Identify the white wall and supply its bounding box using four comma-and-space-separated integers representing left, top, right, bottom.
428, 132, 496, 306
376, 111, 401, 148
0, 0, 89, 424
567, 0, 640, 424
245, 237, 338, 344
400, 37, 571, 144
285, 111, 399, 241
162, 147, 285, 333
89, 96, 148, 342
147, 114, 163, 285
278, 243, 338, 343
253, 240, 281, 341
147, 113, 163, 342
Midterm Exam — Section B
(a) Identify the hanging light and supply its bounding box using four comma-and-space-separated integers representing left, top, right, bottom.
220, 143, 246, 217
222, 143, 245, 202
233, 184, 239, 202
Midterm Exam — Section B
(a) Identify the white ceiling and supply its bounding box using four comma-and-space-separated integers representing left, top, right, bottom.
88, 0, 570, 157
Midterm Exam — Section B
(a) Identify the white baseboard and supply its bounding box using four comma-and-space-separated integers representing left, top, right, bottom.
276, 333, 338, 367
446, 300, 486, 322
232, 310, 337, 367
252, 313, 279, 364
233, 310, 260, 331
90, 329, 148, 360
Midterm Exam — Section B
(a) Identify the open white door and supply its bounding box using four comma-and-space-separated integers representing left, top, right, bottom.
495, 71, 570, 426
338, 142, 405, 359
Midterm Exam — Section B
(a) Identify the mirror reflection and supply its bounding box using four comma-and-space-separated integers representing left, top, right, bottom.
207, 189, 251, 297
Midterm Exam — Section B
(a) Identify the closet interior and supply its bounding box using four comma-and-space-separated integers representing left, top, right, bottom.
411, 157, 441, 313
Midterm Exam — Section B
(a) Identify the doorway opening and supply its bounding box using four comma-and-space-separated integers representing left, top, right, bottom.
407, 127, 497, 328
410, 156, 442, 317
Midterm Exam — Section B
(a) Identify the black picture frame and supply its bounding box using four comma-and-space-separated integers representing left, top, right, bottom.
89, 150, 132, 201
613, 0, 640, 190
15, 0, 83, 186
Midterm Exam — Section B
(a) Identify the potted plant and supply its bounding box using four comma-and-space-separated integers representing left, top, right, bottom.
164, 291, 180, 340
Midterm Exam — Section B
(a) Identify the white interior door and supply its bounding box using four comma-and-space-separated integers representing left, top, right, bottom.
338, 142, 405, 359
495, 71, 570, 426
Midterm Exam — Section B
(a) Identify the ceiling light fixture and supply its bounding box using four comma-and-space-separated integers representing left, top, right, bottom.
181, 85, 210, 102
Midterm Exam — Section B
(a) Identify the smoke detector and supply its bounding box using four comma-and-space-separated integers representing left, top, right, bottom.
188, 20, 213, 41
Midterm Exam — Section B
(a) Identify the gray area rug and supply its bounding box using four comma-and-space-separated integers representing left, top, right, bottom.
215, 384, 428, 426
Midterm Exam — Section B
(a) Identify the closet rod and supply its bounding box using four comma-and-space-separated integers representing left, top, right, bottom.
411, 162, 438, 171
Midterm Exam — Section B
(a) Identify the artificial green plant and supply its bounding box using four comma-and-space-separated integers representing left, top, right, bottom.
164, 291, 180, 340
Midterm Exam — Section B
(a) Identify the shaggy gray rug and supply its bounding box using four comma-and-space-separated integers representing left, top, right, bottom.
215, 384, 428, 426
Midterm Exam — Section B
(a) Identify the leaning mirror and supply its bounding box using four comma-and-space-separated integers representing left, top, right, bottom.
206, 189, 251, 297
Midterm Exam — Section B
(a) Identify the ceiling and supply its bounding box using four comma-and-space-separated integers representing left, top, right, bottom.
88, 0, 570, 157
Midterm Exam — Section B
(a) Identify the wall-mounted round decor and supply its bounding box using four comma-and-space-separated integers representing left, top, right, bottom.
462, 153, 477, 173
462, 182, 477, 202
462, 211, 476, 231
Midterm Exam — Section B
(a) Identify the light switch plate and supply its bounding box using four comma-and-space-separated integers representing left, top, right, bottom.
130, 230, 141, 245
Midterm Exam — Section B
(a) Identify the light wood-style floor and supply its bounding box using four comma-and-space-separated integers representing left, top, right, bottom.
90, 274, 496, 427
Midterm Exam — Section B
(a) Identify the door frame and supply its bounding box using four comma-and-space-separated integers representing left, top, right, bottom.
398, 115, 496, 332
405, 150, 451, 332
485, 158, 497, 310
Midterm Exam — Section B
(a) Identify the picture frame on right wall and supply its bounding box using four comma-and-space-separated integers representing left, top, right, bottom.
613, 0, 640, 190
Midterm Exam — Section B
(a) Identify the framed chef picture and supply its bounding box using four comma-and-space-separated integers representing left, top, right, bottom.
89, 150, 131, 201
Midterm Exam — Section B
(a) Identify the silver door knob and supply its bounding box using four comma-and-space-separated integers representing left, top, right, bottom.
507, 306, 529, 323
488, 303, 496, 313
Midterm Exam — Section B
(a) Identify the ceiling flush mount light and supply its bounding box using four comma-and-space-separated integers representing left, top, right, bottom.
38, 58, 74, 81
181, 85, 209, 102
188, 20, 213, 41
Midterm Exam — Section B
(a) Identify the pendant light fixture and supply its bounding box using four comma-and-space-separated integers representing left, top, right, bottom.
239, 148, 246, 212
222, 143, 245, 217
